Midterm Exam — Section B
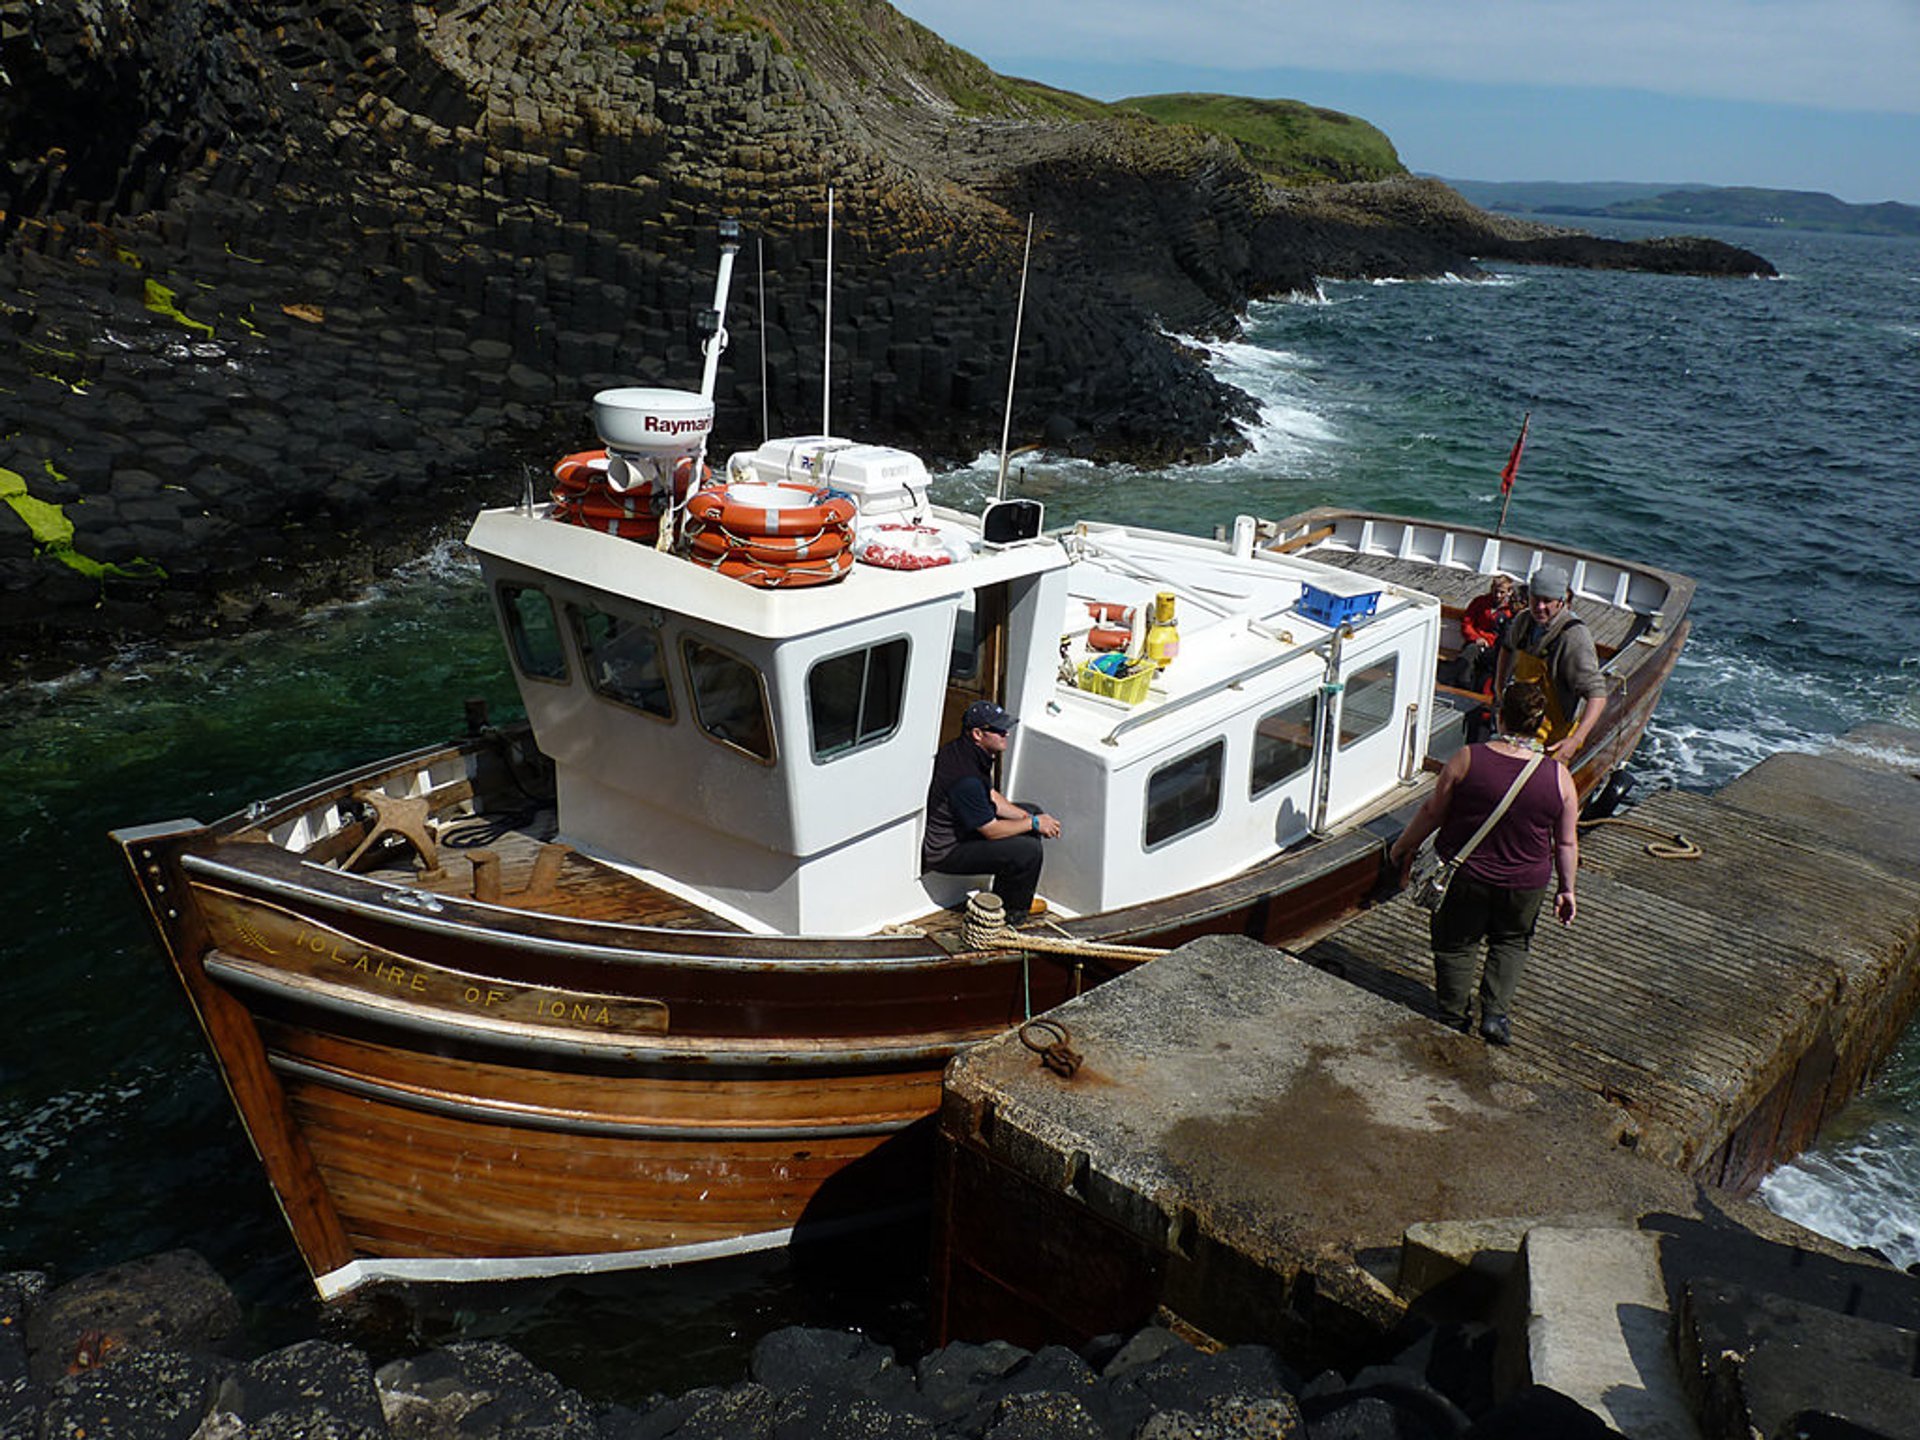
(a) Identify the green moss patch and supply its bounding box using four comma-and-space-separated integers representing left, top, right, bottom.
1, 466, 168, 581
144, 278, 215, 337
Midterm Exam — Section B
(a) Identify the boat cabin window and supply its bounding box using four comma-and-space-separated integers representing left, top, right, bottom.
684, 638, 774, 762
500, 584, 568, 684
572, 607, 672, 720
1145, 739, 1225, 850
1251, 694, 1318, 797
1339, 655, 1400, 750
808, 638, 909, 762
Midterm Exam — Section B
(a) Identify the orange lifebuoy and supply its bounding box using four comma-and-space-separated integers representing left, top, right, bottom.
557, 503, 660, 540
573, 490, 657, 522
686, 481, 855, 535
550, 450, 709, 542
687, 523, 849, 564
551, 449, 609, 495
1087, 626, 1132, 652
692, 547, 855, 588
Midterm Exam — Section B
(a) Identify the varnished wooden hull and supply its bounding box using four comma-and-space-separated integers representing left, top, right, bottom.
114, 509, 1692, 1297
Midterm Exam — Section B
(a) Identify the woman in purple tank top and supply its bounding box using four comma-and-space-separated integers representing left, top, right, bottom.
1386, 683, 1580, 1045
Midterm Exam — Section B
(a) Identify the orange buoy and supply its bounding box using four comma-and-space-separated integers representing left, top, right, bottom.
551, 449, 609, 495
690, 547, 855, 588
687, 524, 849, 564
686, 482, 856, 535
549, 450, 708, 543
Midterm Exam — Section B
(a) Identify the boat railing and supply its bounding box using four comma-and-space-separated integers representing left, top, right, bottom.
1099, 596, 1424, 748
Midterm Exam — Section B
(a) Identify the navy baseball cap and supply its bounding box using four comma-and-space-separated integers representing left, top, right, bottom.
963, 700, 1017, 733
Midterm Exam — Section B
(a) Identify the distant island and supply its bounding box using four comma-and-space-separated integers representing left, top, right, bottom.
1439, 179, 1920, 238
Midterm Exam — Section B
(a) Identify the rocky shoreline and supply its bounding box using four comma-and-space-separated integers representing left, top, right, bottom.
0, 0, 1775, 684
2, 1249, 1606, 1439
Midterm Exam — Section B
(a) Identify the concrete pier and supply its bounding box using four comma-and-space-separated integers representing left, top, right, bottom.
1303, 722, 1920, 1189
932, 725, 1920, 1433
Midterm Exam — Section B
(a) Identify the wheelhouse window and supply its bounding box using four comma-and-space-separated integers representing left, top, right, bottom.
500, 584, 568, 683
1251, 693, 1317, 796
808, 638, 908, 761
1145, 739, 1225, 849
1339, 655, 1399, 749
684, 638, 773, 761
572, 607, 672, 719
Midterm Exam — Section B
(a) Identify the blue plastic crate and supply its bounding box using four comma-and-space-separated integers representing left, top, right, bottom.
1298, 582, 1380, 626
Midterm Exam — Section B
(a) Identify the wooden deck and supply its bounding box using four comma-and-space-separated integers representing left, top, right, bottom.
1296, 727, 1920, 1191
365, 811, 977, 942
1316, 549, 1644, 653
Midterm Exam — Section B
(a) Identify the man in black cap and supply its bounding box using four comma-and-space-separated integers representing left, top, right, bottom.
922, 699, 1062, 918
1495, 562, 1607, 761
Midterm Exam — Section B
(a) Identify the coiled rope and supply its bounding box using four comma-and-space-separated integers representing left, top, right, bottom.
1577, 816, 1703, 860
959, 893, 1169, 962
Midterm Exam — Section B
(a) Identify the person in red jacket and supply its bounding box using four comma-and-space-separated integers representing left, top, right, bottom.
1448, 575, 1516, 694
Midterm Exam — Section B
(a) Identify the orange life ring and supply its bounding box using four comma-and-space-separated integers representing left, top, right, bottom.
685, 481, 855, 535
561, 506, 660, 540
693, 547, 855, 588
688, 523, 849, 564
855, 523, 962, 571
552, 449, 609, 495
553, 451, 708, 497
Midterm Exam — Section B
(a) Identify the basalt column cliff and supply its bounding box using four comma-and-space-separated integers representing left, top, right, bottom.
0, 0, 1768, 677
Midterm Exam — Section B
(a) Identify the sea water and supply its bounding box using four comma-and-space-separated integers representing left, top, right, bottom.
3, 219, 1916, 1390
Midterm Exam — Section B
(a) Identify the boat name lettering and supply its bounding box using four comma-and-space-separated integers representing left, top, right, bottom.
294, 926, 426, 992
283, 926, 621, 1028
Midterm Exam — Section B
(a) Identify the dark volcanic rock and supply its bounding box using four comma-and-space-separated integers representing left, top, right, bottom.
0, 0, 1774, 680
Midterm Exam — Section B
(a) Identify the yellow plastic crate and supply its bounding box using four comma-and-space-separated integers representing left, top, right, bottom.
1077, 660, 1153, 705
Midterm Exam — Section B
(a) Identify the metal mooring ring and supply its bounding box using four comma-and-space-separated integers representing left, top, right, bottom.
1018, 1018, 1083, 1078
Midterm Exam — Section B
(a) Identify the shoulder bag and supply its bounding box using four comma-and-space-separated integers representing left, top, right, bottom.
1411, 752, 1545, 912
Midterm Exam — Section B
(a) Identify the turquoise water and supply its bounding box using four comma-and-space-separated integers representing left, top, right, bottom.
3, 220, 1916, 1387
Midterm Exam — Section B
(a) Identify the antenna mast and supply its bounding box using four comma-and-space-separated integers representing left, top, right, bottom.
994, 214, 1035, 502
822, 187, 835, 438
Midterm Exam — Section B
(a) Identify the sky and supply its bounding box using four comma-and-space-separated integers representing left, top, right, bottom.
887, 1, 1920, 206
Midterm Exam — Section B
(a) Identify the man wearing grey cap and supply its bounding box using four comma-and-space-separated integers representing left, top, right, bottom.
1494, 563, 1607, 761
922, 699, 1062, 918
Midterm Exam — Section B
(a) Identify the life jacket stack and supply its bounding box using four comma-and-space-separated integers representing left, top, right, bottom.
683, 481, 857, 588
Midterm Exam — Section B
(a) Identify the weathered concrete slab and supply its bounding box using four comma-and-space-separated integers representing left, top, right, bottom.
935, 934, 1703, 1361
1516, 1227, 1700, 1440
1713, 722, 1920, 876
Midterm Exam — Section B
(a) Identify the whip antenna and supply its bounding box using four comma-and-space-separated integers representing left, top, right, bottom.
822, 187, 834, 438
757, 236, 769, 443
995, 214, 1034, 502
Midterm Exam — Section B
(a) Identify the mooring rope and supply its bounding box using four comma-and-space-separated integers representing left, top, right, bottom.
959, 893, 1169, 962
1578, 815, 1703, 860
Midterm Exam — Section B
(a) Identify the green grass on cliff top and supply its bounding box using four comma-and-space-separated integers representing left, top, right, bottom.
1115, 93, 1405, 185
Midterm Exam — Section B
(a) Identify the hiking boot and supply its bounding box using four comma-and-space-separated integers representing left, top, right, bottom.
1480, 1014, 1512, 1046
1440, 1013, 1471, 1035
1025, 897, 1049, 918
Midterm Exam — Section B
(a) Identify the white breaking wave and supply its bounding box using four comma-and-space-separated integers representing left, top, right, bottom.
1762, 1123, 1920, 1273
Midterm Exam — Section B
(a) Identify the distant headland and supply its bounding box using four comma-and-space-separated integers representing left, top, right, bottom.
1439, 179, 1920, 238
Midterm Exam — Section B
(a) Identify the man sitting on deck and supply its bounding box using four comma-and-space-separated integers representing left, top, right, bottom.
923, 701, 1062, 919
1495, 564, 1607, 762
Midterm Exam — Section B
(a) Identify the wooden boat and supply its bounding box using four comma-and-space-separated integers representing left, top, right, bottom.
114, 250, 1692, 1302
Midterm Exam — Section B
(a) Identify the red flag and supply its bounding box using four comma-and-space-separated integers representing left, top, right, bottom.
1499, 412, 1530, 495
